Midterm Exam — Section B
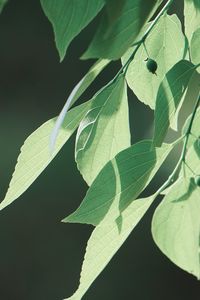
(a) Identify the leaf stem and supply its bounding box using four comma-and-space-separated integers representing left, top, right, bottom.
141, 0, 174, 41
143, 41, 150, 58
50, 0, 175, 151
122, 0, 174, 74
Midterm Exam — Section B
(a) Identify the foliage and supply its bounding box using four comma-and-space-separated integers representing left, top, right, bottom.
1, 0, 200, 299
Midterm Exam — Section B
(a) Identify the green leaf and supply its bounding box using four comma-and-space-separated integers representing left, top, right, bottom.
186, 0, 200, 10
0, 0, 7, 13
122, 14, 186, 109
182, 107, 200, 149
170, 70, 200, 132
50, 59, 110, 151
71, 59, 110, 107
183, 139, 200, 177
152, 178, 200, 279
191, 28, 200, 66
65, 195, 155, 300
184, 0, 200, 42
75, 75, 130, 185
163, 136, 200, 195
82, 0, 161, 60
153, 60, 196, 147
104, 0, 126, 26
40, 0, 105, 61
0, 101, 92, 211
63, 140, 173, 226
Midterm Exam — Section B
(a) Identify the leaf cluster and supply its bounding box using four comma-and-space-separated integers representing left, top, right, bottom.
1, 1, 200, 299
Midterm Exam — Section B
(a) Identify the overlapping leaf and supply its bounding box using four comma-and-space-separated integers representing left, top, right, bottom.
0, 101, 92, 211
184, 0, 200, 42
123, 14, 186, 109
183, 139, 200, 177
75, 75, 130, 185
170, 69, 200, 132
1, 57, 111, 210
50, 59, 110, 151
64, 140, 173, 226
153, 60, 196, 147
104, 0, 126, 26
191, 28, 200, 67
40, 0, 105, 60
82, 0, 162, 60
187, 0, 200, 10
182, 107, 200, 148
152, 178, 200, 279
163, 127, 200, 194
69, 59, 110, 108
65, 195, 155, 300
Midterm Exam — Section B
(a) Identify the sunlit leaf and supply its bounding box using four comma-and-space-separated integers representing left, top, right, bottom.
183, 139, 200, 177
123, 14, 186, 109
184, 0, 200, 42
50, 59, 110, 151
163, 136, 200, 195
82, 0, 162, 60
63, 140, 173, 226
191, 28, 200, 67
186, 0, 200, 10
75, 75, 130, 185
171, 70, 200, 132
182, 107, 200, 148
65, 195, 155, 300
0, 101, 93, 211
153, 60, 196, 147
40, 0, 105, 60
152, 178, 200, 279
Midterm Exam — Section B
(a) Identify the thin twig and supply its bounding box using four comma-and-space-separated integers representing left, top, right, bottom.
50, 0, 174, 152
122, 0, 174, 74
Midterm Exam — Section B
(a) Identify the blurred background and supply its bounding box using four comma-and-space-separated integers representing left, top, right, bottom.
0, 0, 199, 299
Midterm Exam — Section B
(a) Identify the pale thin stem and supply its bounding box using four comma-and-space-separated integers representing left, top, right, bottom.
143, 41, 150, 58
122, 0, 174, 74
50, 0, 175, 153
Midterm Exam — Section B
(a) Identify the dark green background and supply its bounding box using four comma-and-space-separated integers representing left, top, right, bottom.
0, 1, 199, 299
